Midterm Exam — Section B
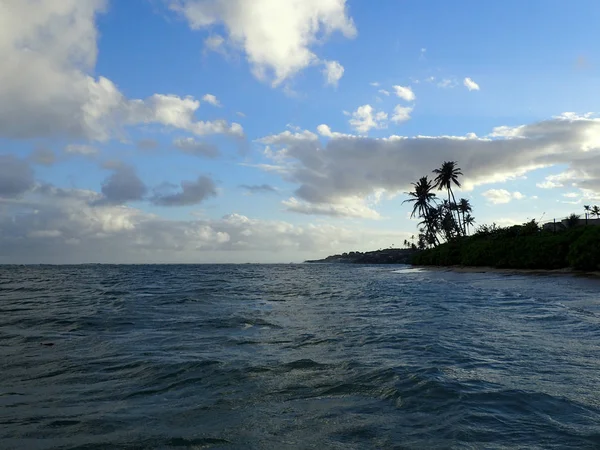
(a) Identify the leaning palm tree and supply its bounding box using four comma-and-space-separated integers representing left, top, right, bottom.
433, 161, 464, 235
584, 205, 591, 225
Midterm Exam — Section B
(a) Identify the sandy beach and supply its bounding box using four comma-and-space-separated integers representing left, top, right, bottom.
414, 265, 600, 279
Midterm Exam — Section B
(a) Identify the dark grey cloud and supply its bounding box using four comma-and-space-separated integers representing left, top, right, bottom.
0, 155, 34, 197
173, 137, 220, 158
151, 175, 217, 206
101, 166, 147, 204
240, 184, 277, 194
257, 116, 600, 208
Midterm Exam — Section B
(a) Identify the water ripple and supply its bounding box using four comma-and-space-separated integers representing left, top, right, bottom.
1, 264, 600, 448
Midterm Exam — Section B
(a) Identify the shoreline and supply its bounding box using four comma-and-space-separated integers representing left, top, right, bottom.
413, 265, 600, 279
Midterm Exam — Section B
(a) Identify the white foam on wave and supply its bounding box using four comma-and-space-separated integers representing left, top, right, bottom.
391, 268, 424, 274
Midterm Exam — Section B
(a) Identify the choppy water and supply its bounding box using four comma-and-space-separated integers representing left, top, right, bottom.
1, 264, 600, 449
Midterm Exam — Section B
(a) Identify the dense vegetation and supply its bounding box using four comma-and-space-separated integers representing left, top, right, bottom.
405, 160, 600, 272
412, 221, 600, 271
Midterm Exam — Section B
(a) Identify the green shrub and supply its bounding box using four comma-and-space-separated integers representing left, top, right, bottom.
567, 227, 600, 270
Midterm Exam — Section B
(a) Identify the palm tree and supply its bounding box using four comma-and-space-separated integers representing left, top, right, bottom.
464, 214, 476, 235
433, 161, 464, 235
403, 176, 437, 220
584, 205, 591, 225
457, 198, 472, 235
592, 205, 600, 219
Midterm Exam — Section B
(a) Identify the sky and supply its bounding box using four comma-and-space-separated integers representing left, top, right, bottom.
2, 0, 600, 264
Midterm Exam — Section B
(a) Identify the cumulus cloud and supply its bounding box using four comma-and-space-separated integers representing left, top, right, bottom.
0, 155, 35, 198
323, 60, 344, 87
101, 165, 147, 204
151, 175, 217, 206
173, 137, 220, 158
254, 115, 600, 216
482, 189, 525, 204
171, 0, 356, 86
202, 93, 221, 106
393, 85, 416, 102
464, 77, 480, 91
378, 89, 390, 96
0, 1, 242, 142
391, 105, 413, 124
349, 105, 388, 133
240, 184, 277, 194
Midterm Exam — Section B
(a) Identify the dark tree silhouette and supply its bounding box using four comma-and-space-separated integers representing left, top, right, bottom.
433, 161, 464, 235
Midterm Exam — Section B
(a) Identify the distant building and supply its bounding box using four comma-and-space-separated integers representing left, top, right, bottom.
542, 218, 600, 231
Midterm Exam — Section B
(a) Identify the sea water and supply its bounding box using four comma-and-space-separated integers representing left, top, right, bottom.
1, 264, 600, 449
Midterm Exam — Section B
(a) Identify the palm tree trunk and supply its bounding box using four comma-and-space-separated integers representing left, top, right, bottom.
449, 188, 464, 236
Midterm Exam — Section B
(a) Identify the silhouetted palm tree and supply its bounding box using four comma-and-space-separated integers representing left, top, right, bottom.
584, 205, 591, 225
464, 213, 476, 234
403, 176, 437, 219
592, 205, 600, 219
458, 198, 472, 235
433, 161, 464, 235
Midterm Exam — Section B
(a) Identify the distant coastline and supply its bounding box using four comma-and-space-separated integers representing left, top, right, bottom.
305, 248, 416, 264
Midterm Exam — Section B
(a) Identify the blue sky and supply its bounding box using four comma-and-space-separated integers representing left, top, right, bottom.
1, 0, 600, 263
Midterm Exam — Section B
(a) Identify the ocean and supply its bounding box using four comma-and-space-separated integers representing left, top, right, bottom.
1, 264, 600, 449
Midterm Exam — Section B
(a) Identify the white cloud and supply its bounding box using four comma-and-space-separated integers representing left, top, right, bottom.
204, 34, 226, 52
378, 89, 390, 96
172, 0, 356, 86
391, 105, 413, 124
316, 124, 353, 139
393, 85, 416, 102
349, 105, 388, 133
323, 60, 344, 87
370, 82, 380, 87
282, 197, 381, 219
437, 79, 456, 88
464, 77, 480, 91
482, 189, 525, 204
0, 2, 242, 142
202, 93, 221, 106
65, 144, 98, 156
